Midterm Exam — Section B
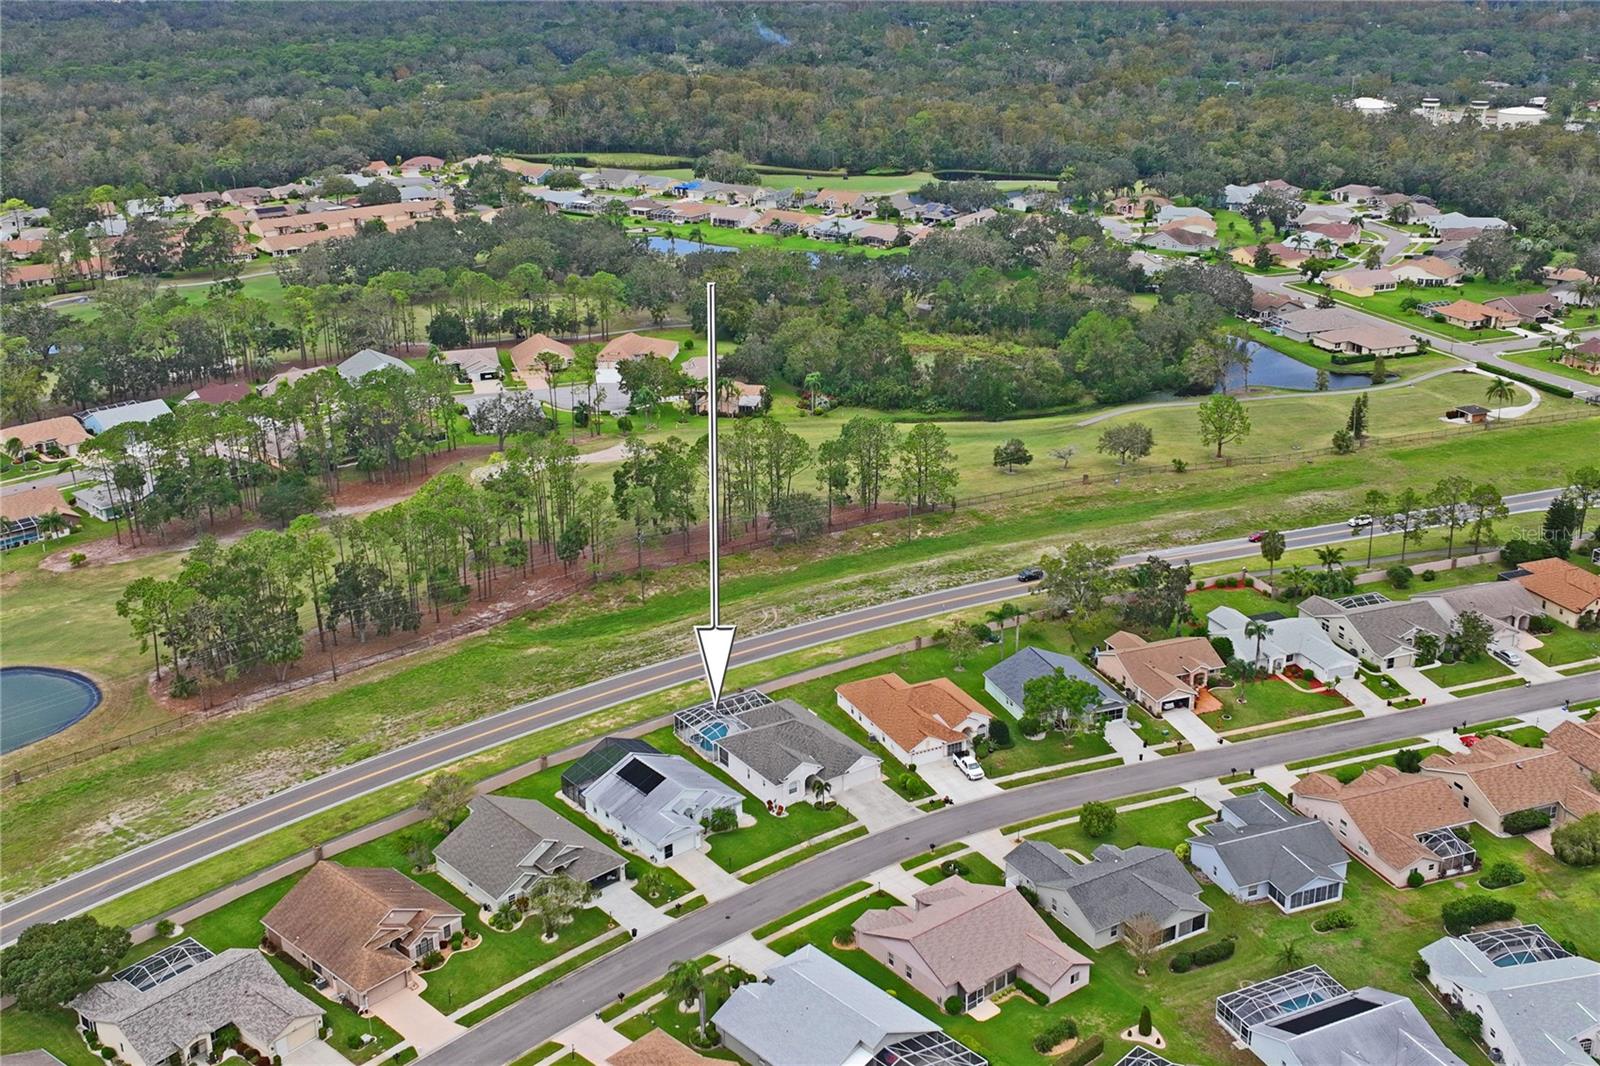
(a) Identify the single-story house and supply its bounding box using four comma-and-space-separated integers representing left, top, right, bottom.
1291, 766, 1479, 886
578, 749, 742, 863
1512, 558, 1600, 626
183, 381, 253, 405
1092, 632, 1224, 716
1326, 269, 1396, 298
598, 332, 679, 364
1426, 212, 1510, 236
1292, 204, 1356, 228
1420, 737, 1600, 834
1412, 581, 1541, 634
983, 646, 1128, 722
337, 348, 414, 381
713, 945, 986, 1066
1205, 607, 1357, 681
1215, 966, 1465, 1065
813, 189, 867, 215
1265, 305, 1366, 342
1297, 590, 1520, 670
262, 862, 464, 1011
1296, 221, 1362, 245
80, 399, 173, 435
1419, 925, 1600, 1066
1139, 226, 1217, 254
834, 673, 992, 767
1308, 323, 1419, 357
399, 155, 445, 175
1230, 243, 1309, 270
72, 477, 152, 523
1446, 403, 1491, 424
434, 794, 625, 911
1546, 719, 1600, 777
0, 415, 90, 457
0, 484, 78, 550
852, 222, 904, 247
1187, 792, 1348, 912
560, 736, 659, 805
1484, 293, 1566, 325
606, 1030, 724, 1066
1329, 184, 1384, 204
673, 691, 880, 808
854, 879, 1092, 1009
1108, 193, 1171, 217
71, 944, 322, 1066
508, 333, 576, 377
1005, 841, 1209, 950
1391, 256, 1464, 286
1430, 299, 1520, 330
1250, 290, 1298, 318
441, 346, 501, 382
1562, 337, 1600, 376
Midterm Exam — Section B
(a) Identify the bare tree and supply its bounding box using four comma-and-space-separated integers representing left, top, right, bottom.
1121, 913, 1166, 976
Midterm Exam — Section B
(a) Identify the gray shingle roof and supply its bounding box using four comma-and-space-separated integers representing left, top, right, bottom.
1253, 987, 1467, 1065
983, 647, 1127, 714
1005, 841, 1208, 932
71, 949, 320, 1066
713, 699, 877, 786
435, 794, 624, 899
1299, 595, 1451, 659
713, 945, 955, 1066
1190, 792, 1347, 895
337, 348, 413, 380
584, 753, 741, 849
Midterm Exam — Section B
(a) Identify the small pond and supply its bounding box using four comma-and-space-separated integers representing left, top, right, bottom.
645, 235, 739, 257
1219, 341, 1371, 393
0, 666, 102, 753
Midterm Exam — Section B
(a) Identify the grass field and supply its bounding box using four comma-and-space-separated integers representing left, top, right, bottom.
1212, 678, 1350, 732
640, 220, 907, 258
1495, 347, 1600, 388
1529, 623, 1600, 666
1424, 656, 1511, 687
7, 411, 1595, 920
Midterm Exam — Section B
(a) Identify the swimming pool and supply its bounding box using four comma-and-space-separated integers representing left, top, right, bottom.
0, 666, 102, 753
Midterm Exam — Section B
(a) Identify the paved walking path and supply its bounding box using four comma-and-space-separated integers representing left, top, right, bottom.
1253, 764, 1301, 793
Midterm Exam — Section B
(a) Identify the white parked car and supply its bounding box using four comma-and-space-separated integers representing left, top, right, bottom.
951, 752, 985, 781
1347, 514, 1374, 530
1491, 646, 1523, 667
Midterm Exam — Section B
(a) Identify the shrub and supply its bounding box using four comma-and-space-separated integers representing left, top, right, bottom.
101, 1050, 116, 1061
154, 918, 175, 938
1552, 812, 1600, 866
1210, 636, 1235, 662
1406, 868, 1426, 889
944, 995, 964, 1016
69, 552, 88, 568
1421, 568, 1438, 582
1312, 909, 1355, 932
1386, 565, 1414, 589
346, 1034, 364, 1051
1018, 713, 1044, 737
1455, 1011, 1483, 1041
1017, 884, 1040, 907
1502, 537, 1561, 565
1138, 1005, 1152, 1036
1173, 840, 1190, 862
1059, 1034, 1105, 1066
1528, 614, 1556, 635
421, 950, 444, 970
1502, 808, 1552, 835
1032, 1017, 1078, 1053
450, 930, 464, 950
616, 415, 634, 432
701, 806, 738, 834
1168, 952, 1193, 973
1171, 458, 1187, 473
1481, 861, 1525, 889
1411, 958, 1430, 980
939, 859, 968, 877
1442, 894, 1516, 935
834, 926, 856, 946
988, 718, 1012, 747
1079, 801, 1116, 839
1013, 977, 1049, 1005
1332, 764, 1364, 784
1393, 748, 1423, 773
1191, 938, 1236, 966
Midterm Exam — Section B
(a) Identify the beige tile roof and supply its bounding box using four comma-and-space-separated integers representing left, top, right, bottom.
1432, 299, 1519, 326
1422, 736, 1600, 817
1293, 766, 1467, 872
1396, 256, 1463, 279
607, 1030, 721, 1066
1515, 558, 1600, 615
1101, 632, 1223, 701
854, 879, 1088, 991
1, 415, 89, 451
1546, 720, 1600, 775
0, 484, 74, 523
262, 863, 462, 994
836, 674, 990, 753
508, 334, 575, 374
597, 333, 679, 364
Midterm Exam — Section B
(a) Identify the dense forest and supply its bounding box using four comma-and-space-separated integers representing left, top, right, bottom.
4, 3, 1599, 247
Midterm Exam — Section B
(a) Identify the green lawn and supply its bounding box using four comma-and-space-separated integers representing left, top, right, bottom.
1186, 585, 1280, 619
1360, 671, 1409, 701
1529, 623, 1600, 666
1293, 278, 1539, 341
1495, 347, 1600, 389
915, 851, 1006, 886
1424, 656, 1511, 687
1212, 679, 1350, 732
0, 1005, 101, 1066
640, 220, 908, 258
1027, 797, 1213, 856
1213, 209, 1279, 250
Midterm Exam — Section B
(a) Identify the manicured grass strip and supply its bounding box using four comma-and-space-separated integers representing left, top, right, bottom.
1451, 677, 1527, 696
1287, 738, 1426, 770
753, 881, 872, 940
598, 953, 719, 1021
915, 851, 1005, 886
457, 930, 633, 1027
669, 894, 708, 917
1000, 787, 1190, 835
1426, 656, 1510, 687
1360, 671, 1408, 701
1234, 708, 1363, 740
1560, 660, 1600, 676
902, 843, 966, 871
995, 754, 1122, 789
739, 826, 869, 883
509, 1043, 563, 1066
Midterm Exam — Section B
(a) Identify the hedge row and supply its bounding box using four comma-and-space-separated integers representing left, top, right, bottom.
1170, 936, 1236, 972
1474, 361, 1575, 398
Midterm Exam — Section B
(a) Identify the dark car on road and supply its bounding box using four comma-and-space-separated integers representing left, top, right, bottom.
1018, 566, 1044, 582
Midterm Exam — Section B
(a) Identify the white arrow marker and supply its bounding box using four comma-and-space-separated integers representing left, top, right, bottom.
694, 281, 735, 706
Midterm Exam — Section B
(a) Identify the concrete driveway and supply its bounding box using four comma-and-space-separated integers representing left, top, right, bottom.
920, 759, 1001, 803
371, 985, 465, 1055
835, 780, 918, 831
282, 1038, 348, 1066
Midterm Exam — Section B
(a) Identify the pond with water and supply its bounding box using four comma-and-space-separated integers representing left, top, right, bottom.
645, 235, 739, 257
0, 666, 102, 753
1220, 341, 1371, 393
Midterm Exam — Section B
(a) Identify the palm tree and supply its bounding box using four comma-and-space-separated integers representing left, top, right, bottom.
803, 371, 824, 414
1279, 565, 1314, 598
1485, 376, 1517, 421
809, 777, 833, 808
986, 602, 1024, 651
3, 437, 23, 465
666, 959, 711, 1036
1243, 618, 1271, 671
1276, 938, 1303, 970
635, 868, 667, 901
36, 509, 67, 540
1314, 545, 1345, 573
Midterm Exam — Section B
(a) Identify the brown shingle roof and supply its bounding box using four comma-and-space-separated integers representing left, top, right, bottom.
835, 674, 990, 753
0, 484, 74, 523
1293, 766, 1467, 872
1, 416, 90, 452
854, 880, 1088, 991
1546, 720, 1600, 775
607, 1030, 722, 1066
262, 863, 462, 994
508, 334, 576, 374
597, 333, 680, 364
1514, 558, 1600, 616
1422, 736, 1600, 818
1101, 632, 1223, 701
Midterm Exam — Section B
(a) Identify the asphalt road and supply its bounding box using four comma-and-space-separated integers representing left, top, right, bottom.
421, 674, 1600, 1066
0, 488, 1567, 940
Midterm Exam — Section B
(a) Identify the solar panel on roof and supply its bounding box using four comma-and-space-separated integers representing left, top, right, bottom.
617, 757, 665, 795
1272, 995, 1379, 1034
